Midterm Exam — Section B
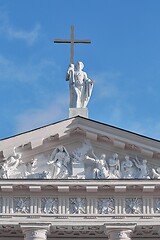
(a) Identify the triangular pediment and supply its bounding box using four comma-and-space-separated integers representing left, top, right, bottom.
1, 116, 160, 180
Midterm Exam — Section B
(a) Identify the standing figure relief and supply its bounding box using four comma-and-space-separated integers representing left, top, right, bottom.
47, 145, 70, 179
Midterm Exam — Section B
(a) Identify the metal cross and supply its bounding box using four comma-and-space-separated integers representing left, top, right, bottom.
54, 25, 91, 64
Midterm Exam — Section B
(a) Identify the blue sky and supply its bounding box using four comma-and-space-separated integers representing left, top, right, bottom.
0, 0, 160, 140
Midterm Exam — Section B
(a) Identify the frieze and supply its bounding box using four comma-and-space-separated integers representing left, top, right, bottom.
0, 141, 159, 180
0, 195, 160, 216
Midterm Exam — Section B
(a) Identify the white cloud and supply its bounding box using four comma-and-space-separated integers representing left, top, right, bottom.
0, 55, 59, 83
7, 24, 41, 45
0, 10, 40, 44
15, 96, 68, 133
93, 71, 121, 99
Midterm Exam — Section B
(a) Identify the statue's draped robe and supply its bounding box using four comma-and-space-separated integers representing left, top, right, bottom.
67, 67, 93, 108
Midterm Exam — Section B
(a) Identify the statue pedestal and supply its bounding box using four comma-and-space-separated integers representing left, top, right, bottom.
72, 162, 85, 179
69, 108, 88, 118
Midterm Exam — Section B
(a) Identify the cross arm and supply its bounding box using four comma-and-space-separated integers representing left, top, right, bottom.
54, 39, 91, 44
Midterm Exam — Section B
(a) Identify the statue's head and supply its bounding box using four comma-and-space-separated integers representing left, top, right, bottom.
100, 154, 106, 160
113, 153, 118, 160
143, 159, 147, 164
58, 146, 64, 152
76, 61, 84, 70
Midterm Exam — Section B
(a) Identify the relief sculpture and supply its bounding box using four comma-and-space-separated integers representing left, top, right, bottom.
86, 152, 109, 179
69, 198, 86, 214
0, 141, 158, 179
42, 198, 58, 214
98, 198, 115, 214
47, 146, 70, 179
13, 197, 30, 213
125, 198, 142, 214
0, 149, 22, 179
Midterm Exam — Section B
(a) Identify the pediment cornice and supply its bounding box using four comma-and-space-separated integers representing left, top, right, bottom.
1, 117, 160, 160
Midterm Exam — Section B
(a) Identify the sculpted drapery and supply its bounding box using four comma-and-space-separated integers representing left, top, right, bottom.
66, 61, 93, 108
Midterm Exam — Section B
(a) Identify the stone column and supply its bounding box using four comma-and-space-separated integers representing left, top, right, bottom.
104, 224, 136, 240
21, 224, 50, 240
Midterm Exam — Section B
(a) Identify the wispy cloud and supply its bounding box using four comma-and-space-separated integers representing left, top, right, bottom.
127, 119, 160, 140
6, 24, 41, 45
0, 55, 59, 83
15, 96, 68, 133
0, 53, 67, 134
91, 70, 160, 139
93, 71, 121, 99
0, 9, 40, 45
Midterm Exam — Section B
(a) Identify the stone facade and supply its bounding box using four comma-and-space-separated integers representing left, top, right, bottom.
0, 116, 160, 239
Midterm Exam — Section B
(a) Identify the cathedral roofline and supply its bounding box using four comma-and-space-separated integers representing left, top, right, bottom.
1, 115, 159, 144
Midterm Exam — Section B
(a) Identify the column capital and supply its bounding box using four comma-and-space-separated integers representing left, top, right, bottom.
20, 223, 51, 240
104, 223, 136, 240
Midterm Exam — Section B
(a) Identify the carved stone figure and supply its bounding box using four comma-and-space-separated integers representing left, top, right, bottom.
0, 164, 8, 179
48, 146, 70, 179
72, 140, 93, 163
98, 198, 115, 214
14, 197, 30, 213
42, 198, 58, 214
1, 150, 22, 178
25, 158, 38, 176
66, 61, 93, 108
121, 155, 135, 179
125, 198, 142, 214
86, 152, 109, 179
152, 168, 160, 179
133, 158, 150, 179
107, 153, 121, 179
69, 197, 86, 214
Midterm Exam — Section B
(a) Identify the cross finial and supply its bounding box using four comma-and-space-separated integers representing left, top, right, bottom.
54, 25, 91, 64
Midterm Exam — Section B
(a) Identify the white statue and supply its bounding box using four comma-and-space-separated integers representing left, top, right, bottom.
25, 158, 38, 176
72, 140, 93, 163
121, 155, 135, 179
133, 158, 150, 179
2, 150, 22, 178
107, 153, 121, 179
0, 164, 8, 179
48, 145, 70, 179
66, 61, 93, 108
86, 152, 109, 179
152, 168, 160, 179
